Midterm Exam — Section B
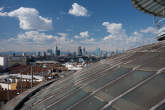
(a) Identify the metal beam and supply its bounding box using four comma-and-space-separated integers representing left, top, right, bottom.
131, 0, 165, 18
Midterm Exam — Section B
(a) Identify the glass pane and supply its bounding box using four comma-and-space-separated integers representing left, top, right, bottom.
96, 70, 154, 102
104, 106, 117, 110
155, 103, 165, 110
46, 90, 89, 110
111, 73, 165, 110
46, 67, 131, 110
88, 67, 131, 90
70, 96, 107, 110
70, 71, 154, 110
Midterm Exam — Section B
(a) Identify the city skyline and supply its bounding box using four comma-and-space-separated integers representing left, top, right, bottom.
0, 0, 157, 52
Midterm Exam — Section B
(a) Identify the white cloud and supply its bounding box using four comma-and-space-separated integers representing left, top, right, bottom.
102, 22, 127, 41
86, 38, 95, 42
80, 31, 89, 38
58, 33, 68, 40
74, 31, 89, 39
68, 3, 88, 16
0, 8, 3, 11
0, 18, 157, 52
0, 7, 52, 31
103, 35, 113, 40
102, 22, 123, 34
0, 7, 8, 16
140, 27, 157, 34
0, 31, 77, 52
102, 22, 156, 50
74, 35, 80, 39
9, 31, 57, 44
58, 33, 67, 38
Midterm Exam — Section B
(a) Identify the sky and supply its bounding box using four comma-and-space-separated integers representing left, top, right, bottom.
0, 0, 158, 52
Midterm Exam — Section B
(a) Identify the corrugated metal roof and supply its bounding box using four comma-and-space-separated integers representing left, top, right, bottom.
131, 0, 165, 17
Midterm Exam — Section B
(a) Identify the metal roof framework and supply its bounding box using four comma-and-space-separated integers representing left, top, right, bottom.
9, 41, 165, 110
131, 0, 165, 18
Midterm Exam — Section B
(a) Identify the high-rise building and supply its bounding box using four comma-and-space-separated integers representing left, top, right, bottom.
83, 47, 86, 56
53, 48, 56, 56
104, 51, 108, 58
56, 46, 60, 56
78, 46, 82, 56
44, 51, 47, 57
13, 52, 16, 56
96, 48, 101, 57
41, 52, 44, 57
47, 49, 53, 56
36, 51, 41, 57
0, 56, 8, 69
22, 52, 25, 56
73, 52, 76, 57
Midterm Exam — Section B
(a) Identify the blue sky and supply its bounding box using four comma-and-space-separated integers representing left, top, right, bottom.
0, 0, 157, 52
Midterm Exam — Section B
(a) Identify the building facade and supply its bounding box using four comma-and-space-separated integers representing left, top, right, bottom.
0, 57, 8, 69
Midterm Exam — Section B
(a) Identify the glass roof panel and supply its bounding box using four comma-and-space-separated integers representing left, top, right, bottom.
155, 103, 165, 110
44, 67, 131, 110
104, 106, 117, 110
69, 70, 154, 110
46, 90, 89, 110
69, 96, 107, 110
111, 73, 165, 110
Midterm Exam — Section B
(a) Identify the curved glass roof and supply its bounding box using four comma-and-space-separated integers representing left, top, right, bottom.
131, 0, 165, 17
4, 41, 164, 110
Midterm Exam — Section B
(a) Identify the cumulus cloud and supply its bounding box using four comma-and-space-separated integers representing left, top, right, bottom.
140, 27, 157, 34
74, 31, 89, 39
57, 33, 68, 41
80, 31, 89, 38
0, 7, 8, 16
58, 33, 67, 38
103, 35, 113, 40
102, 22, 127, 41
86, 38, 95, 42
8, 31, 57, 44
68, 3, 88, 16
0, 31, 76, 52
9, 31, 71, 45
102, 22, 123, 34
102, 22, 156, 50
0, 8, 3, 11
0, 16, 157, 52
0, 7, 52, 31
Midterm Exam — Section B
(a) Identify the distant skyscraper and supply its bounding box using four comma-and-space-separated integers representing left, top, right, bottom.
73, 52, 76, 57
13, 52, 16, 56
104, 51, 108, 58
47, 49, 53, 56
37, 51, 41, 57
44, 51, 47, 57
96, 48, 101, 57
55, 46, 58, 56
83, 47, 86, 56
78, 46, 82, 56
56, 46, 60, 56
53, 48, 56, 56
22, 52, 25, 56
41, 51, 44, 57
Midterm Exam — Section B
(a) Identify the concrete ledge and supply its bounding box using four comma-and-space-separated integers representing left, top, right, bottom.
1, 79, 57, 110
